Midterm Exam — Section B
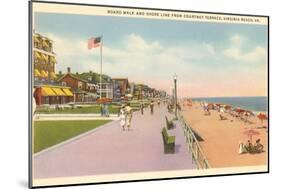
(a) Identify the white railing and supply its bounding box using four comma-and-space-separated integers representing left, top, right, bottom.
177, 111, 211, 169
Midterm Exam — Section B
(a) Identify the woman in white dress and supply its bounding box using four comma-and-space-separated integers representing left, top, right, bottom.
119, 105, 126, 131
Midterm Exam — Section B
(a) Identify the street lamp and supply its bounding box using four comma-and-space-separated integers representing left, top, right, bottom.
173, 74, 177, 118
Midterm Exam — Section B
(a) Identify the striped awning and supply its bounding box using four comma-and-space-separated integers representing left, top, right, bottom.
34, 51, 42, 60
52, 88, 66, 96
34, 69, 41, 77
41, 54, 48, 62
42, 40, 49, 48
62, 88, 74, 96
50, 72, 57, 79
34, 36, 40, 43
49, 56, 57, 64
41, 70, 48, 78
41, 87, 56, 96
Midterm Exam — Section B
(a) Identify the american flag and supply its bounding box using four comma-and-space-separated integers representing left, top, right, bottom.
88, 37, 102, 49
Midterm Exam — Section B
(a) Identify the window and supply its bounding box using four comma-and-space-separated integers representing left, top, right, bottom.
78, 81, 83, 89
62, 82, 67, 86
44, 96, 49, 104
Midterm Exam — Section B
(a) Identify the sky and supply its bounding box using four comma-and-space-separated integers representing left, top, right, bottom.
34, 12, 268, 98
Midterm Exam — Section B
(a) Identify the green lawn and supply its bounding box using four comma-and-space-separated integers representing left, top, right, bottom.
36, 105, 120, 114
33, 120, 110, 153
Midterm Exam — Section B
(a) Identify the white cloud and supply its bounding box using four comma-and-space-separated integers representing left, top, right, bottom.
47, 33, 217, 96
223, 34, 267, 64
125, 33, 162, 52
223, 46, 266, 63
230, 34, 244, 46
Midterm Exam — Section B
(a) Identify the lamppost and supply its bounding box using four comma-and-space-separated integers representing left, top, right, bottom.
173, 74, 177, 118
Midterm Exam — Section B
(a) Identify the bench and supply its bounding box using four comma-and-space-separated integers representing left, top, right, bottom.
161, 127, 175, 154
165, 116, 174, 129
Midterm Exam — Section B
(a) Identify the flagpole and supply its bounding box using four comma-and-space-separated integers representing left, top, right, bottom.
100, 36, 103, 99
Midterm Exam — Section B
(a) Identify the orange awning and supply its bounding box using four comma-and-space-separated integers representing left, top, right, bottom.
41, 87, 56, 96
62, 88, 73, 96
52, 88, 66, 96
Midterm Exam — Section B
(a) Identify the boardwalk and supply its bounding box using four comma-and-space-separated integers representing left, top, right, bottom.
34, 104, 195, 179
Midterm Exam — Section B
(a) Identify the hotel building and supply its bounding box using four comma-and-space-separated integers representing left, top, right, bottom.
33, 32, 74, 105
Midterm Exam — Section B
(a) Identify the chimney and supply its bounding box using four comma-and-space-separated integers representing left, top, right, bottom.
67, 67, 71, 73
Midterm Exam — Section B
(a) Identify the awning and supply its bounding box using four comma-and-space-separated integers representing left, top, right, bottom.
34, 69, 41, 77
49, 56, 57, 64
42, 40, 49, 48
34, 51, 42, 60
41, 70, 48, 78
52, 88, 66, 96
50, 72, 57, 80
41, 54, 48, 62
41, 87, 56, 96
34, 36, 40, 43
62, 88, 74, 96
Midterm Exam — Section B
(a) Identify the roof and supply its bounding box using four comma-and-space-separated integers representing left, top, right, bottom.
34, 84, 71, 89
112, 78, 128, 81
33, 32, 53, 43
112, 78, 129, 84
57, 73, 89, 83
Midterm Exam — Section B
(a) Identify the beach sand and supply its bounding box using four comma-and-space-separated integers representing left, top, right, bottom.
181, 102, 268, 168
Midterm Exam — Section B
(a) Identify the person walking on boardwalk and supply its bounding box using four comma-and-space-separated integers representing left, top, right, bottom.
105, 103, 110, 117
157, 98, 161, 107
100, 103, 104, 116
125, 103, 133, 130
119, 105, 126, 131
150, 100, 154, 115
140, 101, 144, 115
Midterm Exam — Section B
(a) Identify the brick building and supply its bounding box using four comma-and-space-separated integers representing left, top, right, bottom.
57, 68, 99, 102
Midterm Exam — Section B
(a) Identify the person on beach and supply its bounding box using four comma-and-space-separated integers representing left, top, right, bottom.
238, 141, 247, 154
245, 140, 254, 153
253, 138, 264, 153
119, 105, 126, 131
150, 100, 154, 115
157, 99, 161, 106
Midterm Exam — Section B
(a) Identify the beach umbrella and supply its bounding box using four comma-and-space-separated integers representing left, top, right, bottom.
224, 105, 232, 110
257, 113, 268, 126
245, 110, 255, 116
215, 103, 222, 107
97, 98, 112, 104
242, 110, 254, 123
244, 129, 260, 141
235, 108, 246, 114
207, 103, 214, 109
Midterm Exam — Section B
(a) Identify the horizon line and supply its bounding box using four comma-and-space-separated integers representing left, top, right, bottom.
187, 96, 267, 99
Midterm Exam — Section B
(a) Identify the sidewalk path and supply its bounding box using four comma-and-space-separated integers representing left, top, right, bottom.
34, 104, 195, 179
35, 113, 119, 121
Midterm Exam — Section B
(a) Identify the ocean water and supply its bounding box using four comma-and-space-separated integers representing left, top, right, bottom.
191, 96, 268, 113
